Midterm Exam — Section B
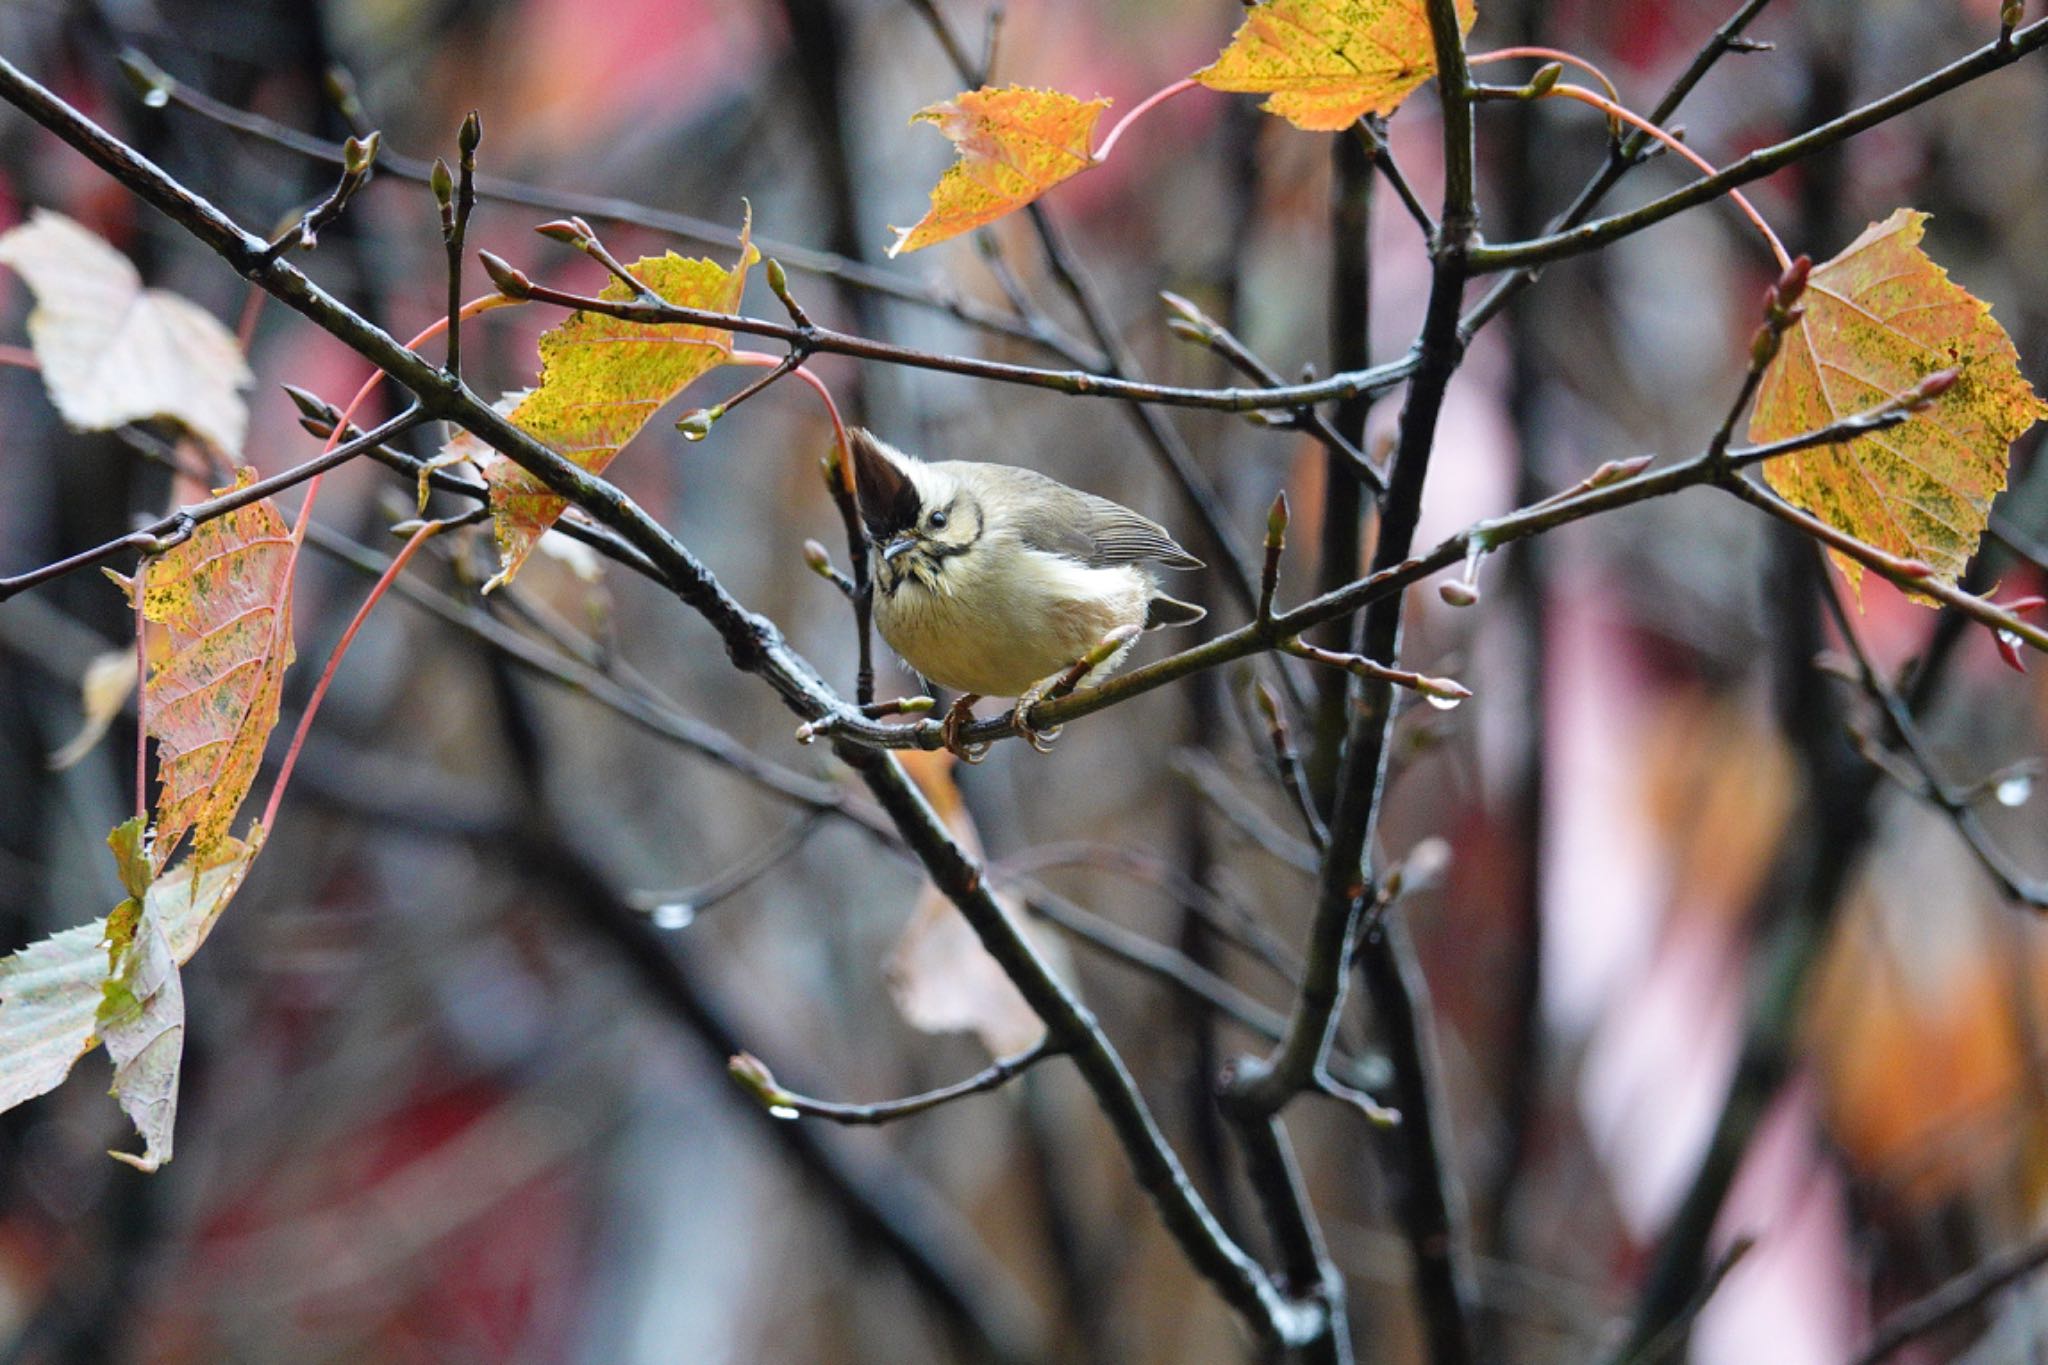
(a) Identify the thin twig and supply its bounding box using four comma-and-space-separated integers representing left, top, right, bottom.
1852, 1230, 2048, 1365
729, 1041, 1060, 1126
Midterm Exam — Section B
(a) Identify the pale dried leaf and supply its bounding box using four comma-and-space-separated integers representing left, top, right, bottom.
0, 210, 250, 454
47, 648, 137, 772
884, 751, 1057, 1056
0, 827, 260, 1169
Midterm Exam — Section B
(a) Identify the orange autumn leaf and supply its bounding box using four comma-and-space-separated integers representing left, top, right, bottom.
115, 471, 296, 869
1194, 0, 1475, 131
887, 86, 1110, 256
1751, 210, 2048, 595
482, 212, 757, 590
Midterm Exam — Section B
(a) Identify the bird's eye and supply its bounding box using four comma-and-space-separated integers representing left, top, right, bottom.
928, 510, 949, 530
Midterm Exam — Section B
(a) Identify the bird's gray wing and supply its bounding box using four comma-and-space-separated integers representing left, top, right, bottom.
1002, 469, 1204, 570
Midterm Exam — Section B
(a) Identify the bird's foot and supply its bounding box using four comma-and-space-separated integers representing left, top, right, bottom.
1011, 680, 1064, 754
941, 694, 991, 764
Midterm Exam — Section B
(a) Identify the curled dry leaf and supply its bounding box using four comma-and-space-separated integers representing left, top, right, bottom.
885, 750, 1060, 1057
0, 821, 262, 1169
888, 86, 1111, 256
1194, 0, 1476, 131
0, 209, 251, 455
1751, 210, 2048, 596
46, 648, 137, 772
112, 469, 296, 869
483, 213, 757, 590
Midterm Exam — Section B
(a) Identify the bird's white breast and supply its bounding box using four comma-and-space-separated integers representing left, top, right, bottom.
874, 545, 1151, 698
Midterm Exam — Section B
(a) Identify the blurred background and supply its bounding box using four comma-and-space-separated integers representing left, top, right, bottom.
0, 0, 2046, 1360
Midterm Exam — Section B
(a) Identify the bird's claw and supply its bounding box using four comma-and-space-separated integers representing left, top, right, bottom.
941, 695, 991, 764
1012, 684, 1063, 754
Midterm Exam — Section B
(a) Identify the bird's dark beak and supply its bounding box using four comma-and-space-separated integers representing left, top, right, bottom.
882, 534, 918, 564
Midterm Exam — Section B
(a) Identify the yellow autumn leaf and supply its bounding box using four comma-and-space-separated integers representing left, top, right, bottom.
484, 212, 757, 590
887, 86, 1111, 257
1750, 209, 2048, 595
1194, 0, 1475, 131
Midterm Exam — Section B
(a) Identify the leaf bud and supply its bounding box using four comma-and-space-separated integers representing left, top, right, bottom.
1252, 679, 1282, 727
459, 110, 482, 159
1083, 623, 1143, 668
2003, 0, 2025, 30
339, 131, 377, 178
117, 50, 174, 109
477, 250, 533, 298
802, 539, 835, 577
429, 156, 454, 211
1587, 453, 1655, 487
1749, 322, 1782, 370
1525, 62, 1563, 98
323, 65, 365, 125
1265, 490, 1290, 548
676, 406, 721, 441
727, 1053, 795, 1110
280, 383, 339, 423
1773, 255, 1811, 312
765, 258, 789, 297
534, 219, 589, 247
1907, 367, 1960, 409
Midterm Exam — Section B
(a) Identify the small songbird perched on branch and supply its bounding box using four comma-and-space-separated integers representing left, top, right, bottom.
849, 428, 1206, 759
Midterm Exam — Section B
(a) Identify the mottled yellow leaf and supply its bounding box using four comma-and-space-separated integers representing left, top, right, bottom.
0, 210, 251, 454
887, 86, 1110, 257
118, 471, 296, 868
1751, 210, 2048, 595
484, 215, 756, 589
1194, 0, 1475, 131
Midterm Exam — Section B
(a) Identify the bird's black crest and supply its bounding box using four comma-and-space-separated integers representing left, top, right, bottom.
849, 428, 921, 539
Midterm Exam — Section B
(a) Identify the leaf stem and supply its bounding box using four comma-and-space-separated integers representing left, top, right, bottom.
1093, 78, 1198, 163
1542, 82, 1791, 268
258, 518, 447, 832
1468, 45, 1623, 108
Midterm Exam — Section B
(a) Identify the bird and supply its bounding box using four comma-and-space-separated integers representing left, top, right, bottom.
847, 428, 1206, 759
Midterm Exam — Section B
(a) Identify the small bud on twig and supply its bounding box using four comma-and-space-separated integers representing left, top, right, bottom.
1253, 679, 1282, 727
459, 110, 483, 160
342, 130, 380, 178
728, 1053, 799, 1116
1438, 579, 1480, 608
323, 65, 365, 125
280, 384, 340, 425
117, 50, 174, 109
1906, 367, 1960, 410
676, 407, 721, 441
1586, 453, 1656, 488
1265, 490, 1290, 549
1524, 62, 1564, 98
1258, 490, 1289, 622
477, 250, 533, 298
429, 157, 454, 211
534, 218, 590, 248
